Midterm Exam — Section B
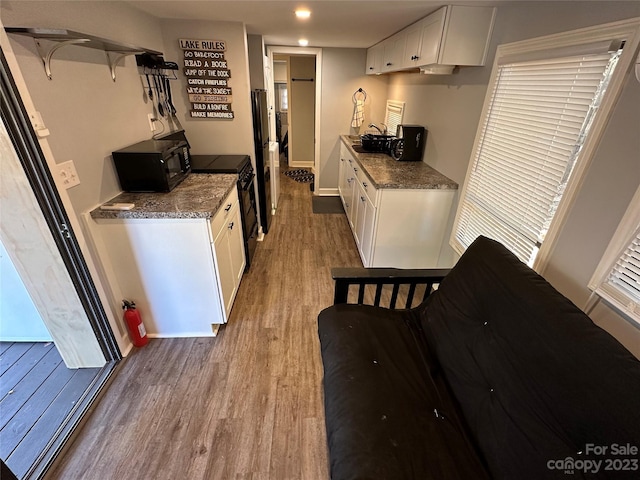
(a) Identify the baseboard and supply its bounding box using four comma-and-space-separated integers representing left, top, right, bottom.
289, 161, 314, 169
316, 188, 339, 196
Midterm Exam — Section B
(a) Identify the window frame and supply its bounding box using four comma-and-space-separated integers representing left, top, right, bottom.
450, 17, 640, 273
588, 184, 640, 324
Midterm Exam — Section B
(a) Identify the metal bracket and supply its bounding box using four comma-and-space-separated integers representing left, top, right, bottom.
35, 38, 90, 80
106, 51, 142, 82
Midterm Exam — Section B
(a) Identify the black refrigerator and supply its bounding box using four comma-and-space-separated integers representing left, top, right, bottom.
251, 89, 271, 234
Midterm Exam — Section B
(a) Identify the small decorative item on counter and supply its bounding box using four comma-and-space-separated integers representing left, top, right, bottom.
122, 300, 148, 347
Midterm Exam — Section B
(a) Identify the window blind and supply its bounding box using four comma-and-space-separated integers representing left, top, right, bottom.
453, 48, 622, 266
384, 100, 404, 137
605, 232, 640, 311
589, 185, 640, 324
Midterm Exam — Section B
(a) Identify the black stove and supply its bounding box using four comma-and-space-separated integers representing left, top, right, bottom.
191, 154, 258, 271
191, 154, 249, 174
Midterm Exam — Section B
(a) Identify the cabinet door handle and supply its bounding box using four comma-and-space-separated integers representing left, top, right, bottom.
224, 203, 232, 212
347, 178, 352, 184
363, 182, 368, 188
386, 62, 392, 66
228, 222, 234, 230
354, 167, 358, 172
348, 158, 352, 164
361, 196, 365, 202
369, 66, 374, 70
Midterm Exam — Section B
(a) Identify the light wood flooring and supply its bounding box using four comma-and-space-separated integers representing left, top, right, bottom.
48, 169, 362, 479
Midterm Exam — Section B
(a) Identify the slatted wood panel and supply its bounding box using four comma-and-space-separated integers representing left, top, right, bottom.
50, 166, 364, 479
0, 343, 101, 478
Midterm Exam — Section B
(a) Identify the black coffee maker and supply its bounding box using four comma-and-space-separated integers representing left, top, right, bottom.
390, 125, 427, 161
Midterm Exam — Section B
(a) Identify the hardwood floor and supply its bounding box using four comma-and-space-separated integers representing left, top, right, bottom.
0, 342, 102, 479
49, 169, 362, 479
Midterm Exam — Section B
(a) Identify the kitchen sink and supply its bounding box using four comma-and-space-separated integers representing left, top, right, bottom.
351, 145, 371, 154
346, 135, 361, 142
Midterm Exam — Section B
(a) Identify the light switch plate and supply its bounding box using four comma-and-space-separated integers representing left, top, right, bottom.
57, 160, 80, 189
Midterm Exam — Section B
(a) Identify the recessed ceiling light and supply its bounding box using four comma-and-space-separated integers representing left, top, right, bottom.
298, 39, 309, 47
295, 9, 311, 19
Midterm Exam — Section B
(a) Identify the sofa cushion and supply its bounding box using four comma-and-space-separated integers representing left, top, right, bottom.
422, 236, 640, 479
318, 303, 490, 480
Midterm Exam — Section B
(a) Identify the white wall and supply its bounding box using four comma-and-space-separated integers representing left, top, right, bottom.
318, 48, 388, 192
289, 55, 316, 165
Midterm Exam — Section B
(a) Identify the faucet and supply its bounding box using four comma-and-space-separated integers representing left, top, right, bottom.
368, 123, 387, 135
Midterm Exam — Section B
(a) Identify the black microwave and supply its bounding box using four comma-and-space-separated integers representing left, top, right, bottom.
112, 139, 191, 192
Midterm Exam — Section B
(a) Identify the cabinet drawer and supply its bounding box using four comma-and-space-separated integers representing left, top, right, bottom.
355, 168, 377, 204
209, 186, 239, 241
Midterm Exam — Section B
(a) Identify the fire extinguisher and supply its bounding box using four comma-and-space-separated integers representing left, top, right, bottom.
122, 300, 148, 347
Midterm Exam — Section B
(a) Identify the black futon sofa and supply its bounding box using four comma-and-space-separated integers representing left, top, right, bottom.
318, 236, 640, 479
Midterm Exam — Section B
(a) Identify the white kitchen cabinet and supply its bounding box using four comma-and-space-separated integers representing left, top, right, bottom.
381, 31, 406, 73
365, 43, 384, 75
211, 189, 245, 318
92, 185, 245, 337
354, 180, 376, 266
339, 143, 455, 269
372, 188, 454, 268
367, 5, 495, 75
339, 144, 357, 228
411, 8, 447, 68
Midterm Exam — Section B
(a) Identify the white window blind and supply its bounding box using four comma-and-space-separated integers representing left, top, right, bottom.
453, 46, 622, 266
606, 233, 640, 315
384, 100, 405, 136
589, 185, 640, 324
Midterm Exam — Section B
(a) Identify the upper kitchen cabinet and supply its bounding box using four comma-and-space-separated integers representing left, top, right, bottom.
365, 43, 384, 75
367, 5, 496, 75
381, 31, 407, 73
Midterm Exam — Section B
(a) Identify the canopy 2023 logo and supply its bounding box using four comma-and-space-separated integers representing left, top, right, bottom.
547, 444, 638, 475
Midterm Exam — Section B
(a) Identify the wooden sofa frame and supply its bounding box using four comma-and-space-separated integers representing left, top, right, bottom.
331, 267, 451, 309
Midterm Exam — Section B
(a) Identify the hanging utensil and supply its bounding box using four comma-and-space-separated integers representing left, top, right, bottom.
165, 75, 177, 116
154, 74, 165, 117
145, 73, 153, 100
162, 75, 171, 116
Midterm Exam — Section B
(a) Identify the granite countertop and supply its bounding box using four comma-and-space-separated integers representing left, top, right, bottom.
340, 135, 458, 190
90, 173, 237, 219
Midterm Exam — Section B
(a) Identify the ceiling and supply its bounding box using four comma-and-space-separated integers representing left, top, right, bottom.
125, 0, 507, 49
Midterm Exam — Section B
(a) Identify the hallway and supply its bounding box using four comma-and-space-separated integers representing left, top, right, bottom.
49, 169, 362, 479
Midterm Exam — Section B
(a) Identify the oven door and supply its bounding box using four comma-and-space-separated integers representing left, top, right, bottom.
239, 175, 258, 269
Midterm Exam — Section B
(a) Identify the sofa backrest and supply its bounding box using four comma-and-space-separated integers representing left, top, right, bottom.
422, 236, 640, 479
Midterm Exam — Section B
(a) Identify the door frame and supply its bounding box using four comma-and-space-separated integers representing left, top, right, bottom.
266, 46, 322, 194
0, 36, 121, 367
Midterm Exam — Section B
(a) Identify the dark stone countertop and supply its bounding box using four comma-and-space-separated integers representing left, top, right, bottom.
340, 135, 458, 190
90, 173, 237, 220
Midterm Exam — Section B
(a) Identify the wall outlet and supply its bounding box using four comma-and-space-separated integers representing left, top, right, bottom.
57, 160, 80, 189
148, 113, 157, 132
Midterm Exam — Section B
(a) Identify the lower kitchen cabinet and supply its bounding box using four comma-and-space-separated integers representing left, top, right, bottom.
91, 185, 245, 337
211, 191, 245, 318
339, 144, 455, 268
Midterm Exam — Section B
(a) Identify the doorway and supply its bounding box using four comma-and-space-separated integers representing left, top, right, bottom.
266, 47, 322, 193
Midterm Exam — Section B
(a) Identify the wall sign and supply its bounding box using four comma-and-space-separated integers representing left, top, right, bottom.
179, 38, 234, 119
